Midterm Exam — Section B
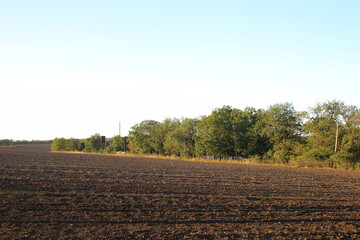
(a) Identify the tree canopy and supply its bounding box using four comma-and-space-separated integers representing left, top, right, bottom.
51, 100, 360, 169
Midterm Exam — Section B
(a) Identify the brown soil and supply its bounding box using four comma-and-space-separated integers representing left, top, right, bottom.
1, 147, 360, 239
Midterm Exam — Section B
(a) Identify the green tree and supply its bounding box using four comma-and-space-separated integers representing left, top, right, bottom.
322, 103, 360, 168
262, 103, 304, 162
51, 138, 66, 151
51, 138, 81, 151
84, 134, 104, 153
164, 118, 198, 157
128, 120, 162, 154
0, 139, 15, 146
337, 129, 360, 165
195, 106, 270, 159
106, 135, 128, 153
195, 106, 235, 159
239, 108, 272, 159
304, 100, 360, 156
160, 118, 181, 155
65, 138, 80, 151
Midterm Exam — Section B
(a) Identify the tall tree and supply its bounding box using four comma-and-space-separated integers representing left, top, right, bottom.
262, 103, 304, 161
160, 118, 181, 155
304, 100, 358, 153
337, 128, 360, 166
128, 120, 162, 154
195, 106, 235, 159
106, 135, 128, 153
84, 134, 104, 152
51, 138, 66, 151
164, 118, 198, 157
239, 108, 272, 158
303, 100, 360, 166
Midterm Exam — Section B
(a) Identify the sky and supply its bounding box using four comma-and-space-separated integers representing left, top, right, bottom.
1, 0, 359, 140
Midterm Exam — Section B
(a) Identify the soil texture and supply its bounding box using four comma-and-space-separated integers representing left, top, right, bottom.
1, 146, 360, 239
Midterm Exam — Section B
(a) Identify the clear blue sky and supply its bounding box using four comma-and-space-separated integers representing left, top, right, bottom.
1, 1, 359, 140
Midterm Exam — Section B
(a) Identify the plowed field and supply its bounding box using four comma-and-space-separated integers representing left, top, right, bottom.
1, 146, 360, 239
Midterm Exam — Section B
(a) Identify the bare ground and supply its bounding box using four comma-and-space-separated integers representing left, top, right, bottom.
0, 146, 360, 239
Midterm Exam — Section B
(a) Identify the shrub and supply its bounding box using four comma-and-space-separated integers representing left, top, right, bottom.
0, 139, 14, 146
301, 147, 332, 161
51, 138, 66, 151
83, 134, 104, 153
288, 158, 331, 168
330, 152, 360, 170
51, 138, 81, 151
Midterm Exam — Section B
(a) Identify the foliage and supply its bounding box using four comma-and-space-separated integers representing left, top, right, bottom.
83, 134, 104, 153
261, 103, 304, 162
262, 103, 303, 143
240, 108, 272, 158
301, 147, 333, 161
330, 128, 360, 169
15, 140, 52, 144
164, 118, 198, 157
195, 106, 236, 159
49, 100, 360, 170
160, 118, 181, 155
128, 120, 162, 154
194, 106, 270, 159
105, 136, 129, 153
51, 138, 81, 151
302, 100, 360, 167
304, 100, 359, 151
0, 139, 15, 146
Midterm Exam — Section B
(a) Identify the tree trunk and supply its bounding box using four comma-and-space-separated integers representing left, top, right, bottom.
334, 121, 339, 153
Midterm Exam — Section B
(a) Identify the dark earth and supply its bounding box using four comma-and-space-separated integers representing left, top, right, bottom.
1, 144, 360, 239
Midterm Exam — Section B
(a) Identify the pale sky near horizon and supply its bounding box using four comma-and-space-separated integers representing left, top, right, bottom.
1, 1, 359, 140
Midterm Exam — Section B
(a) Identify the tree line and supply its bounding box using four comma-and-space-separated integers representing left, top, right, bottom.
51, 135, 129, 154
0, 139, 15, 146
0, 139, 52, 146
51, 100, 360, 169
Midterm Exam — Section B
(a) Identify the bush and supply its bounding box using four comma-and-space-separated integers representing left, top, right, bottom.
330, 152, 360, 170
105, 135, 127, 153
51, 138, 81, 151
288, 158, 331, 168
83, 134, 104, 153
301, 147, 332, 161
0, 139, 14, 146
51, 138, 66, 151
